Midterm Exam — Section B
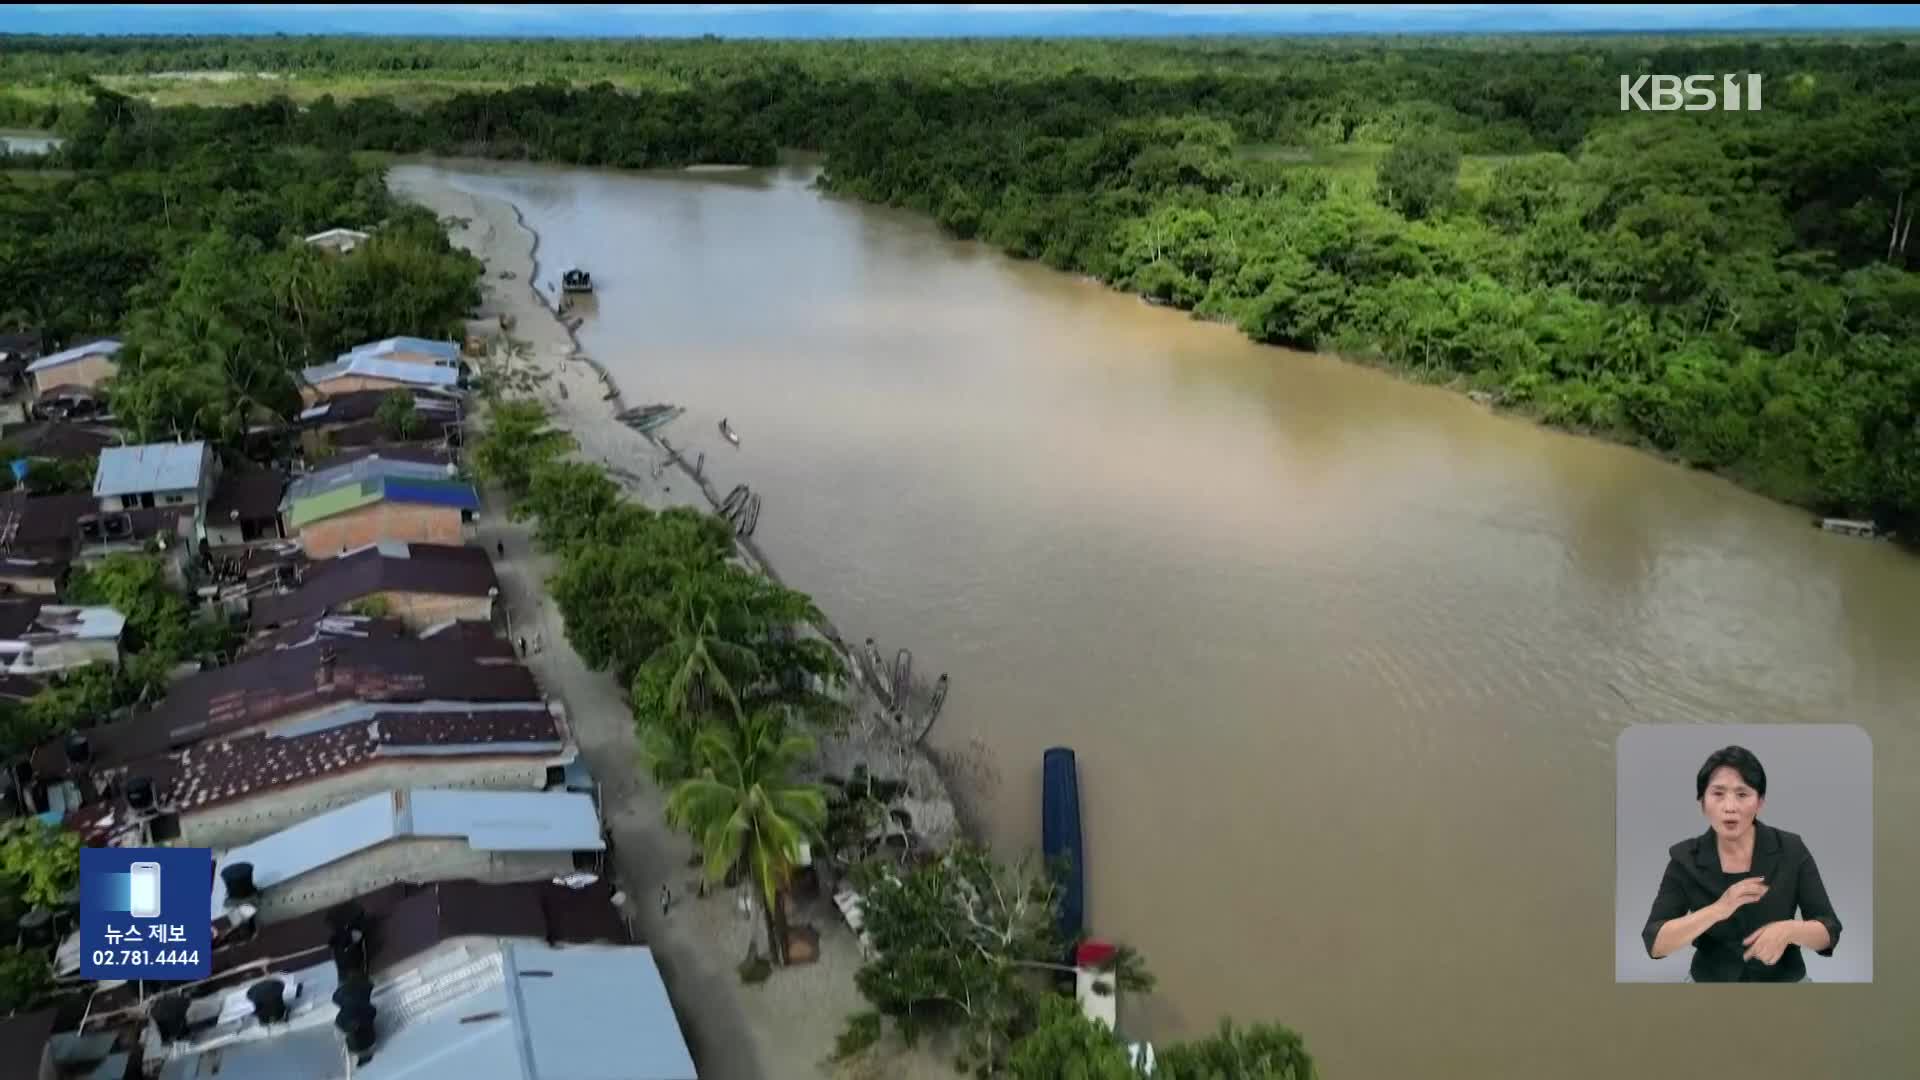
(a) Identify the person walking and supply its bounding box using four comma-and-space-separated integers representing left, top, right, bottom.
496, 540, 505, 557
659, 884, 673, 917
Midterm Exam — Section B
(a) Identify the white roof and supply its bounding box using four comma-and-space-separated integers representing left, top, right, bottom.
155, 939, 698, 1080
25, 338, 122, 373
301, 355, 460, 389
92, 441, 208, 498
304, 227, 369, 244
209, 789, 605, 919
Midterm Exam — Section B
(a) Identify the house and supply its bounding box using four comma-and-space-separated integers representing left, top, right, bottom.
24, 338, 121, 397
48, 876, 630, 1024
204, 466, 287, 547
29, 634, 535, 781
341, 336, 462, 369
0, 600, 124, 675
304, 227, 371, 254
299, 354, 460, 406
133, 937, 695, 1080
207, 788, 606, 925
250, 541, 498, 634
296, 388, 461, 452
70, 701, 571, 851
238, 612, 404, 657
283, 456, 478, 557
94, 440, 218, 513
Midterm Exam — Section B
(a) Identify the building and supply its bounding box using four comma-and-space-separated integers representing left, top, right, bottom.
118, 923, 697, 1080
53, 876, 631, 1019
31, 634, 535, 782
304, 227, 371, 254
205, 466, 288, 547
250, 541, 498, 634
93, 441, 218, 513
299, 354, 461, 406
296, 388, 461, 452
341, 337, 462, 369
283, 456, 479, 557
208, 788, 606, 925
0, 600, 125, 675
23, 338, 120, 397
238, 612, 403, 657
70, 701, 571, 850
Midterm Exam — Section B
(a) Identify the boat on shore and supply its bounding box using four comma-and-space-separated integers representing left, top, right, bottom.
1041, 747, 1084, 946
562, 267, 594, 294
616, 403, 684, 434
719, 417, 741, 447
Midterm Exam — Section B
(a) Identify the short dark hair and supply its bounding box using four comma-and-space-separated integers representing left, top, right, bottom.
1696, 745, 1767, 800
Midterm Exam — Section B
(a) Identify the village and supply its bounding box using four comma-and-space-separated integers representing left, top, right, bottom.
0, 193, 846, 1078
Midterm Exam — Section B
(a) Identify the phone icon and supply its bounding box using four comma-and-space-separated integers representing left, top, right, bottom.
129, 862, 162, 919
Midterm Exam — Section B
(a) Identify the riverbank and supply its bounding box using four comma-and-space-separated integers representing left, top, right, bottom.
389, 166, 967, 1080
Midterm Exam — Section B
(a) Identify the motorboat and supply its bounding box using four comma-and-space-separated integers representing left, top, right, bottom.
561, 268, 593, 294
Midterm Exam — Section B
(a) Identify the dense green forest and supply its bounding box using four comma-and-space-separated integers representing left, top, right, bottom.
2, 34, 1916, 528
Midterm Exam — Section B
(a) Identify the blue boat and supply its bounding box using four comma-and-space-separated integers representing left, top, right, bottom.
1042, 747, 1085, 944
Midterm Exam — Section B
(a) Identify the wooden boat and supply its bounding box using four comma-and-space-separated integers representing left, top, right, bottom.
616, 403, 683, 433
719, 417, 741, 447
1819, 517, 1876, 538
561, 267, 593, 294
1042, 747, 1085, 946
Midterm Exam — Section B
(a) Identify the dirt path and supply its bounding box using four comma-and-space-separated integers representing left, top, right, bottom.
394, 167, 962, 1080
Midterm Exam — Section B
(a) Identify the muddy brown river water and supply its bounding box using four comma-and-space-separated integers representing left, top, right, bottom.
394, 158, 1919, 1080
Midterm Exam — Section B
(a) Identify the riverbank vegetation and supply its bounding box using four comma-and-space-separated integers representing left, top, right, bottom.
9, 34, 1912, 530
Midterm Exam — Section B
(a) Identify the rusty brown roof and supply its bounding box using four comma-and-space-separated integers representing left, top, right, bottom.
239, 612, 407, 656
34, 636, 539, 776
130, 705, 562, 815
249, 542, 498, 630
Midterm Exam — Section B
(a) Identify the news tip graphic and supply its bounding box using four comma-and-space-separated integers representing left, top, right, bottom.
80, 847, 213, 981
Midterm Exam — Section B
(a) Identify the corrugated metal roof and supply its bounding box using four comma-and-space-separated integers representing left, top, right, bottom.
350, 336, 460, 364
92, 441, 207, 498
250, 542, 498, 629
286, 455, 457, 506
154, 938, 691, 1080
209, 790, 605, 919
288, 477, 478, 529
24, 338, 120, 373
302, 355, 460, 389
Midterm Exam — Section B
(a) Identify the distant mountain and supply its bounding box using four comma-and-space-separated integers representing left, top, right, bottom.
4, 3, 1918, 39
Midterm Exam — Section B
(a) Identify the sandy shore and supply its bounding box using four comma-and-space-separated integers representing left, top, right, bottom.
390, 170, 964, 1080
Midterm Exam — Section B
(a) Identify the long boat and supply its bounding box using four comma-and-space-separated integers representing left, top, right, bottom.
1041, 747, 1085, 946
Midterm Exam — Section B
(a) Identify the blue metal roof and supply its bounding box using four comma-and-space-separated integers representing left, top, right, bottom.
92, 441, 207, 498
380, 476, 481, 511
209, 789, 605, 920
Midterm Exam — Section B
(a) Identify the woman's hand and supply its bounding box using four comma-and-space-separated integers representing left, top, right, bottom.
1712, 876, 1768, 920
1742, 921, 1798, 965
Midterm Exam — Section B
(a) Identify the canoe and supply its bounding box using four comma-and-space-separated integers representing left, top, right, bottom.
1042, 747, 1084, 944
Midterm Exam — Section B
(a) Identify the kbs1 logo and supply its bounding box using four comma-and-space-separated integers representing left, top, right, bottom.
1619, 74, 1764, 112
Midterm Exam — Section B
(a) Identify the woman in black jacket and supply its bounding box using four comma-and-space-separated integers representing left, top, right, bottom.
1641, 745, 1842, 983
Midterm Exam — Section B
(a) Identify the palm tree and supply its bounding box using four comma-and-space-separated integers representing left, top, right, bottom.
665, 708, 826, 967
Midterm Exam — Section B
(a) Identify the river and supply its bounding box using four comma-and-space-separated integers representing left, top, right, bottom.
392, 159, 1920, 1079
